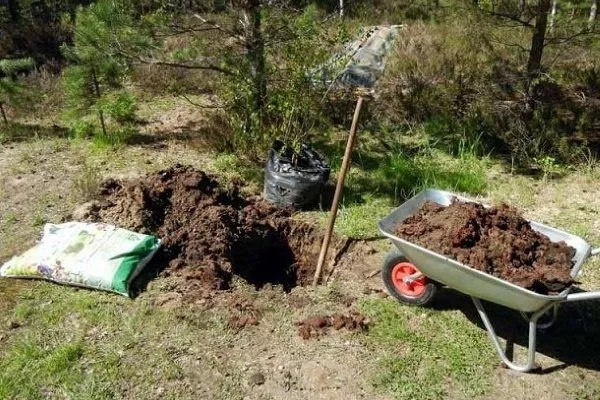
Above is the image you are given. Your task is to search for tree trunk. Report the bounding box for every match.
[339,0,344,18]
[525,0,551,116]
[589,0,598,30]
[0,102,8,125]
[519,0,526,13]
[527,0,551,81]
[549,0,557,33]
[243,1,266,136]
[7,0,19,23]
[91,68,108,137]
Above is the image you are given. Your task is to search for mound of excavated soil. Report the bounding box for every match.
[78,165,333,298]
[395,200,576,294]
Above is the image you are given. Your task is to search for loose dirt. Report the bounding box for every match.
[227,297,261,330]
[395,200,576,294]
[296,311,370,340]
[79,165,338,299]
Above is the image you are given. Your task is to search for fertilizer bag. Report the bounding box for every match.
[0,222,161,296]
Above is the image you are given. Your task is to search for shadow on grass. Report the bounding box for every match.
[0,122,69,143]
[310,125,490,211]
[134,113,235,152]
[130,248,169,297]
[429,287,600,373]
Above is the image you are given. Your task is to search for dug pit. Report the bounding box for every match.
[76,165,338,298]
[395,200,576,295]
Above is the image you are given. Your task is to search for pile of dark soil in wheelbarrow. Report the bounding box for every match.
[75,165,336,298]
[395,200,576,295]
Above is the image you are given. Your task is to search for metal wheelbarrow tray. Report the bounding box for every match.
[378,188,600,372]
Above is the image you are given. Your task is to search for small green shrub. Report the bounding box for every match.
[99,92,137,124]
[69,120,96,139]
[0,57,35,126]
[212,153,240,173]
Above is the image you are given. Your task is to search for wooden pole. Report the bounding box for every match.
[313,96,365,286]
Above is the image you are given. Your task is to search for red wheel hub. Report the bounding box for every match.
[391,262,427,297]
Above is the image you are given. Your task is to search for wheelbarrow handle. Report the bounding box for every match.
[566,291,600,302]
[565,248,600,302]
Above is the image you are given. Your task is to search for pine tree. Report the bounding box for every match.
[61,0,151,143]
[0,57,34,126]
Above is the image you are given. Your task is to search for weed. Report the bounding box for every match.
[2,211,18,226]
[72,163,103,201]
[210,153,264,188]
[534,156,568,179]
[32,213,46,227]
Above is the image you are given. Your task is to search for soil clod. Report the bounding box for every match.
[395,200,576,294]
[296,311,370,339]
[249,372,266,386]
[227,297,261,329]
[7,321,20,330]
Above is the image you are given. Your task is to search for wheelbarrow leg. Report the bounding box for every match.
[472,298,555,373]
[520,304,559,330]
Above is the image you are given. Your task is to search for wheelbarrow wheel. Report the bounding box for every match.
[382,250,437,306]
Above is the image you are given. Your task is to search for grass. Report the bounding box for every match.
[0,283,240,400]
[334,195,392,238]
[209,153,263,189]
[359,298,496,400]
[571,384,600,400]
[371,148,488,200]
[0,339,87,399]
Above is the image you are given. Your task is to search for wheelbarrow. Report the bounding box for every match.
[378,188,600,372]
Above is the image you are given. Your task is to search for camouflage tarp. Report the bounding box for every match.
[311,25,400,90]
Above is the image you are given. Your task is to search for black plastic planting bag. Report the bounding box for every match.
[263,141,330,208]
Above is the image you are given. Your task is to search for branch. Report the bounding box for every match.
[154,25,224,38]
[545,29,599,46]
[136,57,236,76]
[488,32,529,52]
[192,13,238,39]
[489,12,534,28]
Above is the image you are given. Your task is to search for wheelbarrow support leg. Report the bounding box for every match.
[520,304,559,330]
[472,298,555,373]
